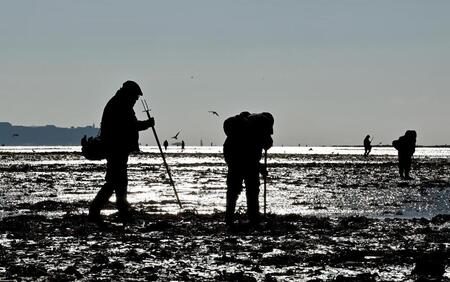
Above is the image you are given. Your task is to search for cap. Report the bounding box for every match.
[122,80,143,96]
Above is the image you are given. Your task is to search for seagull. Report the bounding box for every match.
[208,111,219,117]
[172,131,181,140]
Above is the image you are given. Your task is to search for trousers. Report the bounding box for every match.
[89,153,130,215]
[398,154,412,178]
[225,165,260,224]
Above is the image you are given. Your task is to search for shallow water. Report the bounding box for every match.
[1,146,449,218]
[1,146,449,281]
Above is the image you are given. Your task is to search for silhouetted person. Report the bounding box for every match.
[163,140,169,151]
[392,130,417,180]
[88,81,154,223]
[364,135,372,157]
[223,111,274,227]
[181,140,185,150]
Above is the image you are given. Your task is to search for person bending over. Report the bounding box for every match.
[223,111,274,227]
[392,130,417,180]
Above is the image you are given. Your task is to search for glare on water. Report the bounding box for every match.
[0,146,449,218]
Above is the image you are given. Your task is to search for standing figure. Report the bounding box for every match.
[392,130,417,180]
[364,135,372,157]
[223,111,274,227]
[163,140,169,151]
[88,81,155,223]
[181,140,185,150]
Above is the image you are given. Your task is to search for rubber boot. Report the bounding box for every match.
[88,183,114,223]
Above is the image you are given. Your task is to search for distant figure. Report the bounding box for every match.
[364,135,372,157]
[181,140,185,150]
[88,81,155,223]
[392,130,417,180]
[223,111,274,227]
[163,140,169,151]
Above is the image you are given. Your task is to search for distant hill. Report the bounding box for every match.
[0,122,99,146]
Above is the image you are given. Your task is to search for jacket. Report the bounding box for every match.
[100,92,149,155]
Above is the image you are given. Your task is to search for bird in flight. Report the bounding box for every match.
[12,133,19,137]
[172,131,181,140]
[208,111,219,117]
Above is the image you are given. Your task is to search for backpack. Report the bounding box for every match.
[392,139,399,150]
[223,112,250,137]
[247,112,274,135]
[224,112,274,151]
[81,134,106,160]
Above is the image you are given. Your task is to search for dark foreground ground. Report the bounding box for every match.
[0,201,449,281]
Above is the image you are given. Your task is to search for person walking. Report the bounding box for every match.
[163,140,169,150]
[223,111,274,227]
[88,80,154,223]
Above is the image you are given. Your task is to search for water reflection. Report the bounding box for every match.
[0,146,449,218]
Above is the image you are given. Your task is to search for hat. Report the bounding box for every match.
[122,80,143,96]
[260,112,274,127]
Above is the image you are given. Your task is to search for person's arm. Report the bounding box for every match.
[137,118,155,131]
[411,143,416,155]
[262,135,273,151]
[259,162,268,177]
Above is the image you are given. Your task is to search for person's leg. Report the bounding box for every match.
[89,184,114,219]
[89,157,117,220]
[225,167,243,226]
[398,155,405,179]
[111,154,130,219]
[404,156,412,179]
[244,167,261,225]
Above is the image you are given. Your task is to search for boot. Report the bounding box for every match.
[117,200,135,223]
[88,184,114,223]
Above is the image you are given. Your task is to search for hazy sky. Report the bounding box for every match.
[1,1,449,145]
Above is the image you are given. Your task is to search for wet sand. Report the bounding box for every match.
[0,147,449,281]
[1,207,449,281]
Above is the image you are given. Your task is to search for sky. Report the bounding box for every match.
[1,1,449,146]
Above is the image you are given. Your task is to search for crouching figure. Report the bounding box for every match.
[392,130,417,180]
[223,111,274,227]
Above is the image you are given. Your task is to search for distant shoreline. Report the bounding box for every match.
[0,122,98,146]
[1,122,448,148]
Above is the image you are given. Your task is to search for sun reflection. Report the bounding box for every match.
[0,146,449,219]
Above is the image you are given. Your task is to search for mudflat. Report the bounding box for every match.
[0,147,449,280]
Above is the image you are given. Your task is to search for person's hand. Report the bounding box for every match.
[262,136,273,151]
[259,163,268,177]
[146,117,155,128]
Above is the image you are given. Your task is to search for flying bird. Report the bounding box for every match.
[12,133,19,137]
[172,131,181,140]
[208,111,219,117]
